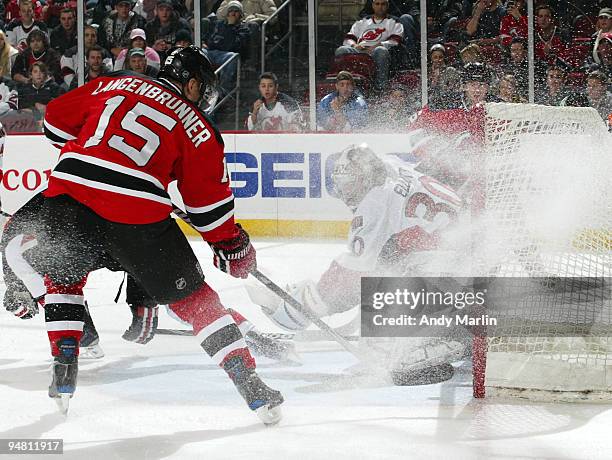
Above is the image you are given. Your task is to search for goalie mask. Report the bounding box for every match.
[331,144,388,208]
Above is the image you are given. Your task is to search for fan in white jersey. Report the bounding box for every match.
[248,72,304,132]
[334,0,403,92]
[249,144,469,382]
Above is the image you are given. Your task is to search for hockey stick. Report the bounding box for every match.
[156,328,194,336]
[250,269,365,358]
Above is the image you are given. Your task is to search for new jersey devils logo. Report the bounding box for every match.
[360,28,385,42]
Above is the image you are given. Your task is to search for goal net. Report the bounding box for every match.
[472,103,612,401]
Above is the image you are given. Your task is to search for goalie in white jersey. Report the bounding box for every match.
[251,144,468,382]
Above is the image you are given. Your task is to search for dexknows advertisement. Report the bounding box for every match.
[0,133,420,229]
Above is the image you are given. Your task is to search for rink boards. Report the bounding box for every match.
[0,133,421,238]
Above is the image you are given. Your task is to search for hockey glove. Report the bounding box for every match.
[4,288,40,319]
[210,224,256,279]
[122,306,159,344]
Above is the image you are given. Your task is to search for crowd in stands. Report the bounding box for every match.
[0,0,609,133]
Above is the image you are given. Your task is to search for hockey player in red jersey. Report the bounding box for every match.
[249,144,468,383]
[34,46,283,422]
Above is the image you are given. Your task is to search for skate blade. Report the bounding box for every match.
[80,345,105,360]
[255,404,282,426]
[54,394,71,416]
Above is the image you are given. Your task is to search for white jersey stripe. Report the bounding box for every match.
[43,119,77,141]
[185,194,234,214]
[195,314,235,340]
[51,171,173,206]
[46,321,84,332]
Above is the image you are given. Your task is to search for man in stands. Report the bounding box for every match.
[499,0,527,47]
[501,37,530,98]
[335,0,403,94]
[31,46,284,423]
[248,72,304,132]
[125,47,158,77]
[49,7,76,55]
[61,24,112,89]
[202,0,249,96]
[317,71,368,132]
[6,0,48,51]
[534,4,569,64]
[586,70,612,122]
[99,0,146,58]
[465,0,504,45]
[536,63,572,106]
[144,0,191,59]
[68,46,109,90]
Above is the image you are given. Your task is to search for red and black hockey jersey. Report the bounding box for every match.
[43,72,237,243]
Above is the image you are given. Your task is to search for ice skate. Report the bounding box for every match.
[245,329,300,363]
[48,338,79,415]
[224,356,284,425]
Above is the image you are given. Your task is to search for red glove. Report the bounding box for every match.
[210,224,256,279]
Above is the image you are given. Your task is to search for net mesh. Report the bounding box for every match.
[478,103,612,399]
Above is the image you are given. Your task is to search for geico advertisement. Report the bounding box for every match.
[1,133,419,219]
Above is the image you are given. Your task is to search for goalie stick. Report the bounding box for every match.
[156,328,360,341]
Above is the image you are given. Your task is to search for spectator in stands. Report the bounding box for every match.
[125,47,158,76]
[499,0,527,47]
[497,73,525,102]
[595,8,612,37]
[335,0,403,94]
[215,0,277,65]
[586,31,612,76]
[0,30,20,79]
[586,70,612,121]
[6,0,48,51]
[175,29,193,47]
[99,0,147,58]
[42,0,78,29]
[61,24,113,89]
[0,77,19,116]
[534,4,569,64]
[428,43,461,104]
[17,61,63,124]
[203,0,250,96]
[536,64,572,105]
[12,30,62,85]
[68,45,109,90]
[248,72,304,131]
[372,82,414,129]
[459,42,484,64]
[5,0,43,24]
[461,61,499,109]
[501,37,529,96]
[465,0,505,44]
[114,28,160,71]
[317,71,368,132]
[50,8,77,55]
[144,0,191,59]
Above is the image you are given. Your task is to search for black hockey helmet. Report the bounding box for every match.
[159,45,218,109]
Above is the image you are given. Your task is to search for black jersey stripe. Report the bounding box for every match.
[54,157,170,200]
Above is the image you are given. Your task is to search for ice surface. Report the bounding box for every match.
[0,240,611,460]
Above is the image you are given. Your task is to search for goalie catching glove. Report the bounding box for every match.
[209,224,256,279]
[246,280,330,331]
